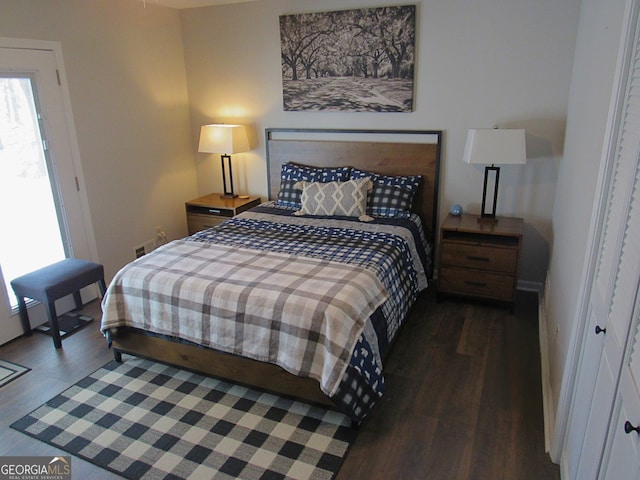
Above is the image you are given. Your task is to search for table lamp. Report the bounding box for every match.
[198,124,249,199]
[463,128,526,222]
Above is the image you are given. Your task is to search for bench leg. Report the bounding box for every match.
[46,301,63,349]
[114,350,122,362]
[16,297,32,336]
[72,291,83,310]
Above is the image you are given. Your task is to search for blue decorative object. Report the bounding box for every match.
[450,204,463,216]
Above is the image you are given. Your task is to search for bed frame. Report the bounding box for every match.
[112,128,442,408]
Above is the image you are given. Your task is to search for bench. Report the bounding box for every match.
[10,259,107,349]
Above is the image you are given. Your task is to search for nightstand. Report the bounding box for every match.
[437,213,523,310]
[185,193,261,235]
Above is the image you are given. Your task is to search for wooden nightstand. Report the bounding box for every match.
[185,193,261,235]
[437,213,523,310]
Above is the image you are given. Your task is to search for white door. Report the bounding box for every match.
[567,1,640,477]
[600,288,640,480]
[0,42,97,344]
[564,303,607,479]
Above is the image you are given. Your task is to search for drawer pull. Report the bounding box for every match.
[466,255,490,262]
[464,280,487,288]
[208,209,221,214]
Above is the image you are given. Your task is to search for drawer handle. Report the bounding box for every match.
[467,255,490,262]
[465,281,487,288]
[208,209,221,214]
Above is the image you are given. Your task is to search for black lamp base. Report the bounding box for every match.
[479,165,500,222]
[220,154,236,199]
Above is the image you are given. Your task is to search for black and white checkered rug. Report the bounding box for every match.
[11,358,356,479]
[0,359,30,388]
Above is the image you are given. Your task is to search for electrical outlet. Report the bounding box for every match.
[132,239,155,259]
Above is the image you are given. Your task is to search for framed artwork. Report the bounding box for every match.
[279,5,416,112]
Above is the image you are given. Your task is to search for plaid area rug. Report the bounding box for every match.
[0,359,30,388]
[11,358,357,480]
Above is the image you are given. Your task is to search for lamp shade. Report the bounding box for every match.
[198,124,249,154]
[463,128,526,165]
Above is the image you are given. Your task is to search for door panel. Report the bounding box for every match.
[0,74,67,306]
[576,348,617,479]
[600,356,640,479]
[565,305,607,479]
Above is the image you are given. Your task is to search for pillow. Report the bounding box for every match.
[349,168,422,217]
[276,163,351,209]
[293,178,373,221]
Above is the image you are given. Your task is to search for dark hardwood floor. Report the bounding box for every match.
[0,290,559,480]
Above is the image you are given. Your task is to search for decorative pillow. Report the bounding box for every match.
[349,168,422,217]
[293,178,374,221]
[276,179,304,209]
[276,163,351,209]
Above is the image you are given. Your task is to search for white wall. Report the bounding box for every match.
[0,0,197,280]
[180,0,581,286]
[547,0,628,458]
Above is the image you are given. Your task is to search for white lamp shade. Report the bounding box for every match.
[463,128,527,165]
[198,124,249,154]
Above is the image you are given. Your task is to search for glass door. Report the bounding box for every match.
[0,75,68,308]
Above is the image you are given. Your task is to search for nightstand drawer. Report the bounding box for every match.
[440,242,518,273]
[186,204,234,217]
[187,214,226,234]
[438,266,515,301]
[185,194,261,235]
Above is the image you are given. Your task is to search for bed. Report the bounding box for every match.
[101,128,442,422]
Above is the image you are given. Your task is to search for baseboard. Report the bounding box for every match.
[560,455,570,480]
[538,276,555,455]
[517,279,543,293]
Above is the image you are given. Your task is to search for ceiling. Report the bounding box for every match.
[140,0,257,8]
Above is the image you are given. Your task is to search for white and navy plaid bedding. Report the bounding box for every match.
[101,202,430,420]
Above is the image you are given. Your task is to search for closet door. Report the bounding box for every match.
[600,294,640,480]
[599,54,640,472]
[572,1,640,477]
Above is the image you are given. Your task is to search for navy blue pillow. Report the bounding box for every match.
[349,168,422,217]
[276,163,351,209]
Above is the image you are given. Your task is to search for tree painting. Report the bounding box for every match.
[280,5,416,112]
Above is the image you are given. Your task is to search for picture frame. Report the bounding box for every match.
[279,5,416,112]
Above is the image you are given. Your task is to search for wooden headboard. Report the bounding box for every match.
[265,128,442,246]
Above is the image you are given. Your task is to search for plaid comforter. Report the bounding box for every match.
[101,202,430,420]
